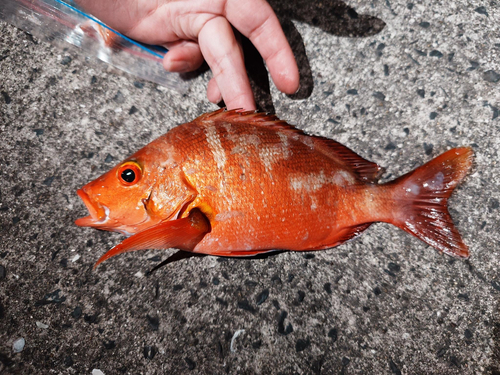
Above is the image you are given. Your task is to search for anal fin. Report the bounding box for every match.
[307,223,373,250]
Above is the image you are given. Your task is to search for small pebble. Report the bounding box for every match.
[113,91,125,104]
[490,198,499,210]
[36,289,66,305]
[72,306,82,319]
[230,329,245,353]
[295,338,310,352]
[491,106,499,120]
[103,340,116,349]
[13,337,25,353]
[84,313,99,324]
[43,176,55,186]
[64,355,74,367]
[373,91,386,101]
[36,321,49,329]
[384,64,389,76]
[385,142,396,150]
[430,112,438,120]
[484,70,500,83]
[256,289,269,305]
[277,311,293,335]
[328,328,338,342]
[423,143,433,155]
[467,61,479,71]
[237,299,256,313]
[429,50,443,58]
[474,6,488,16]
[297,290,305,303]
[143,345,157,360]
[92,370,105,375]
[388,262,401,272]
[185,357,196,370]
[245,280,258,287]
[324,283,332,294]
[60,56,72,65]
[0,265,6,279]
[1,91,11,104]
[147,315,160,331]
[389,360,402,375]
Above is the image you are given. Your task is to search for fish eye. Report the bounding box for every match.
[117,162,142,186]
[121,169,136,183]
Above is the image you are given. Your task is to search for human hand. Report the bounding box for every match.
[75,0,300,110]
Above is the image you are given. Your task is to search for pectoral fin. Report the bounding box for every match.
[94,209,210,269]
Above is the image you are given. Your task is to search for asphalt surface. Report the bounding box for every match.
[1,0,500,374]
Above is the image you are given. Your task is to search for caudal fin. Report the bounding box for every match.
[389,147,473,258]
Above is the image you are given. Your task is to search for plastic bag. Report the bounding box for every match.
[0,0,190,93]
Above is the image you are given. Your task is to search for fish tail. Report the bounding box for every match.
[387,147,473,258]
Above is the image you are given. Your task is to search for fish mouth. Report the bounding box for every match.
[75,189,108,227]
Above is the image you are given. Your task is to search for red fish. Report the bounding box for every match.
[75,109,473,268]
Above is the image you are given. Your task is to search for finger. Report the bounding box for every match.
[162,41,205,73]
[198,17,256,110]
[207,78,222,104]
[225,0,299,95]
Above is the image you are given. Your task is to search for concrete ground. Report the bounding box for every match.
[1,0,500,374]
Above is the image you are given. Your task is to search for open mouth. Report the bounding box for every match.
[75,189,108,227]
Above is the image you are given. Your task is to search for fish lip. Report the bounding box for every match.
[75,189,108,227]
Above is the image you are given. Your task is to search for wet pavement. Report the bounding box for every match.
[1,0,500,373]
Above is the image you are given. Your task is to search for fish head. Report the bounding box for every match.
[75,157,161,236]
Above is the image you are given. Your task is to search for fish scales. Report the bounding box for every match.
[174,119,354,253]
[75,109,473,268]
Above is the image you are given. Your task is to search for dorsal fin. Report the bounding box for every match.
[311,137,384,183]
[197,109,383,183]
[197,108,305,134]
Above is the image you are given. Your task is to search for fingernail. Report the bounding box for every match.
[164,60,190,72]
[209,93,223,105]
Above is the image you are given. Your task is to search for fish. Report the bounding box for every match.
[75,108,474,268]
